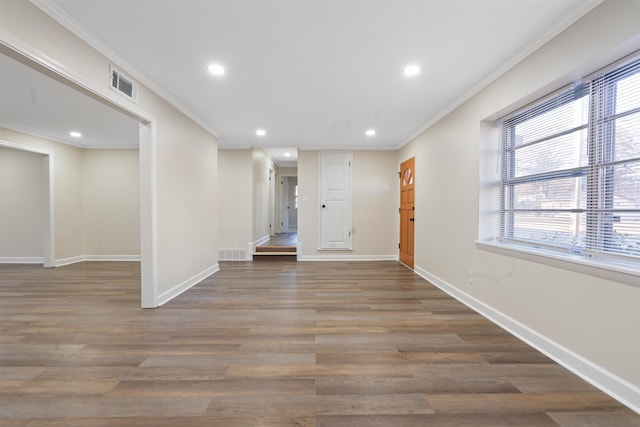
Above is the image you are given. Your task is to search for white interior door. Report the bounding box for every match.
[287,177,298,231]
[269,168,276,236]
[319,151,352,249]
[280,177,289,232]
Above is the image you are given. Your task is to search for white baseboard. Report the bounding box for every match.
[53,255,140,267]
[157,263,220,307]
[0,257,44,264]
[298,254,398,262]
[414,265,640,414]
[253,235,271,246]
[84,255,141,262]
[246,235,273,259]
[54,255,85,267]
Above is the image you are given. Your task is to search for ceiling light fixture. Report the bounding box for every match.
[403,64,421,77]
[256,129,266,137]
[365,129,376,137]
[69,131,82,138]
[207,64,225,76]
[284,152,291,157]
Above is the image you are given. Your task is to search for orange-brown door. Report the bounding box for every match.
[399,157,415,268]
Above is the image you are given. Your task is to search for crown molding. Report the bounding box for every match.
[0,124,138,150]
[298,144,398,151]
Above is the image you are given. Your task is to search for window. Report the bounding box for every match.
[498,55,640,264]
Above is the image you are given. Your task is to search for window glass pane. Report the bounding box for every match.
[513,96,588,146]
[609,213,640,256]
[615,72,640,115]
[508,211,586,248]
[591,212,640,256]
[509,177,587,210]
[613,111,640,162]
[611,162,640,209]
[513,129,588,177]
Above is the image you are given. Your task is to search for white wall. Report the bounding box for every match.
[252,148,272,242]
[399,0,640,409]
[278,167,298,177]
[0,146,45,260]
[219,149,290,255]
[352,151,398,255]
[298,150,398,259]
[153,97,218,298]
[0,129,140,263]
[1,0,219,305]
[83,149,139,257]
[218,149,252,256]
[0,128,84,262]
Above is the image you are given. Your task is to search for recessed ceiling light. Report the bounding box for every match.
[403,64,421,77]
[284,152,291,157]
[69,131,82,138]
[365,129,376,137]
[256,129,266,137]
[207,64,225,76]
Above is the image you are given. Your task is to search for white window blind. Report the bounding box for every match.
[499,55,640,261]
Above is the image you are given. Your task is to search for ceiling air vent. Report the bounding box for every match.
[109,65,138,103]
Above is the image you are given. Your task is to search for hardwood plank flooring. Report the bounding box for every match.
[0,261,637,426]
[258,233,298,248]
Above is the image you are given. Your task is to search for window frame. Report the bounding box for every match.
[500,84,591,251]
[484,53,640,283]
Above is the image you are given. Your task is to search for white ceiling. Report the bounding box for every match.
[0,51,139,148]
[3,1,601,163]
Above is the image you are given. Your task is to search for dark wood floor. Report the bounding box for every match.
[258,233,298,248]
[0,261,637,426]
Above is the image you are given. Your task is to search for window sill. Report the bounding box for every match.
[476,239,640,288]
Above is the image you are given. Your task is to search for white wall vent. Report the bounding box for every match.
[109,65,138,102]
[218,249,250,261]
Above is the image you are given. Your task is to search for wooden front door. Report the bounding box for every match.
[399,157,415,268]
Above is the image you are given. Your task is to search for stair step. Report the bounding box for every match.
[253,252,297,262]
[255,245,296,253]
[253,251,298,256]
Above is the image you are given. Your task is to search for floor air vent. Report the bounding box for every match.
[110,65,138,102]
[219,249,249,261]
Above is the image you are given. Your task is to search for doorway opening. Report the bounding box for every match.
[1,39,156,307]
[256,148,298,261]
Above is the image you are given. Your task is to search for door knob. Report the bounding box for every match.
[322,204,326,208]
[409,218,415,222]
